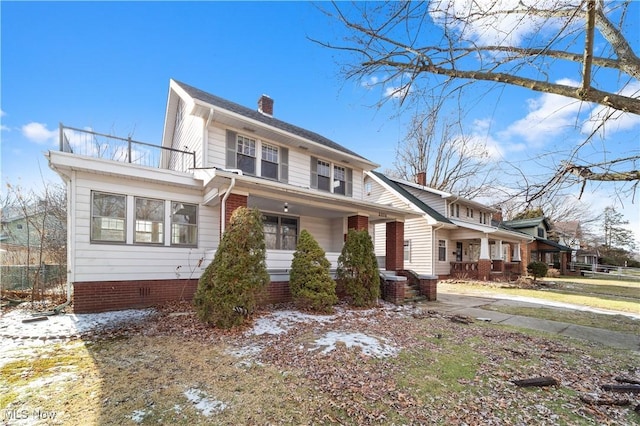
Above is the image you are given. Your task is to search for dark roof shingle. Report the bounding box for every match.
[174,80,369,161]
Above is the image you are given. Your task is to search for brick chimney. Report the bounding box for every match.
[416,171,426,186]
[258,95,273,116]
[493,205,503,223]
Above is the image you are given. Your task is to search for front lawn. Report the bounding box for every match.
[1,302,639,425]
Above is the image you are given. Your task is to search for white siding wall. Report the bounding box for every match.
[434,229,452,276]
[72,172,218,283]
[172,103,204,169]
[206,126,226,168]
[404,186,447,217]
[404,219,433,275]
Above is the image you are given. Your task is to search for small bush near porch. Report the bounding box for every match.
[337,229,380,307]
[193,207,269,328]
[289,229,338,313]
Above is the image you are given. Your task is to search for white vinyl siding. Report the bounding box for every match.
[170,99,203,170]
[403,186,447,217]
[71,172,218,283]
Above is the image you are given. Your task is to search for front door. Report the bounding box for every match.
[456,242,463,262]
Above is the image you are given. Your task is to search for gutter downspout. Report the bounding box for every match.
[219,169,242,235]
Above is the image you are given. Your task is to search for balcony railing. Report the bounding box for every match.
[59,124,196,172]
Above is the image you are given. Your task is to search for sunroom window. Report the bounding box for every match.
[91,191,126,242]
[135,197,164,244]
[171,202,197,246]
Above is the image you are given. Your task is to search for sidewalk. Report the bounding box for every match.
[431,292,640,352]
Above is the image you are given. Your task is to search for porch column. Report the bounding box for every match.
[513,243,521,261]
[494,240,503,260]
[479,237,490,260]
[348,215,369,231]
[222,193,248,234]
[385,221,404,271]
[478,236,491,280]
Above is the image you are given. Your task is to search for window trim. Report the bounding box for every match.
[236,134,257,175]
[404,240,411,263]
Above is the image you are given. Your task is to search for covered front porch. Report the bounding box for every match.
[198,168,416,278]
[445,223,533,281]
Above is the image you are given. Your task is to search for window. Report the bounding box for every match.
[261,144,279,180]
[316,160,331,191]
[333,166,346,195]
[91,191,126,242]
[404,240,411,263]
[479,212,490,225]
[364,182,372,196]
[135,198,164,244]
[537,227,545,238]
[263,214,298,250]
[466,207,474,218]
[236,135,256,175]
[450,204,459,218]
[171,202,197,246]
[438,240,447,261]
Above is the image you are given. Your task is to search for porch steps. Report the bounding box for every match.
[404,281,426,303]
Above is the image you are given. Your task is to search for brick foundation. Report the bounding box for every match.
[258,281,292,305]
[73,279,198,313]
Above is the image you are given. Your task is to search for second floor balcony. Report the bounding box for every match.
[59,124,196,173]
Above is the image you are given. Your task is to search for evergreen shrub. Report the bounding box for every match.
[193,207,269,328]
[337,229,380,307]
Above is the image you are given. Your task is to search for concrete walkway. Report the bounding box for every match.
[430,292,640,352]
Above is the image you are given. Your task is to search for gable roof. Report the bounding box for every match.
[172,80,370,163]
[503,216,551,230]
[369,171,452,224]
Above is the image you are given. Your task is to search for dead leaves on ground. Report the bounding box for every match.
[89,302,639,424]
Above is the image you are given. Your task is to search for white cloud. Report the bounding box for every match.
[498,78,584,146]
[361,76,379,88]
[582,81,640,136]
[0,109,6,117]
[22,122,57,145]
[0,125,9,132]
[429,0,576,47]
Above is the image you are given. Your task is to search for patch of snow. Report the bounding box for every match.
[184,388,227,417]
[226,344,264,367]
[130,409,147,423]
[248,310,336,336]
[311,331,398,358]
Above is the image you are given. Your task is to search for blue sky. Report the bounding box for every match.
[2,1,639,243]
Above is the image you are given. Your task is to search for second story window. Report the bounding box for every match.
[537,227,545,238]
[450,203,459,218]
[311,157,353,196]
[317,160,331,191]
[261,144,279,180]
[334,166,346,195]
[236,135,256,175]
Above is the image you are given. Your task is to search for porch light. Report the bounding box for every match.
[284,202,288,213]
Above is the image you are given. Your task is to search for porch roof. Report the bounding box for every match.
[533,237,572,252]
[199,168,419,222]
[450,218,535,242]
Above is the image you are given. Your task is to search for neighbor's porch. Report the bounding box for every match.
[447,237,525,281]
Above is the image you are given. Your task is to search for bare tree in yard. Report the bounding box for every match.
[3,182,67,301]
[317,0,639,201]
[392,100,498,198]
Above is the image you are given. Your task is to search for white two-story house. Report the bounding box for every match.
[47,79,414,313]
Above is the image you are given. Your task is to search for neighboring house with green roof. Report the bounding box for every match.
[364,171,534,280]
[502,216,573,274]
